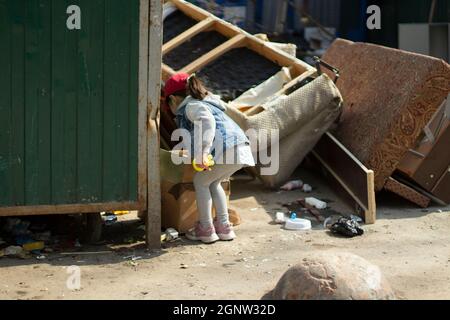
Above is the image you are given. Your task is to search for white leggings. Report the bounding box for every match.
[193,164,243,226]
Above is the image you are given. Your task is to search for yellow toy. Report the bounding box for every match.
[192,155,215,172]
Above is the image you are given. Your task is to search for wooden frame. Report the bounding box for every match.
[312,132,376,224]
[162,0,313,82]
[0,0,151,217]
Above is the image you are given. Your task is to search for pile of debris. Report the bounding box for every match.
[159,0,450,234]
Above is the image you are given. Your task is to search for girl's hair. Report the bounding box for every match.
[187,74,208,100]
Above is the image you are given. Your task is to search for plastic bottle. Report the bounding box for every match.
[305,197,327,209]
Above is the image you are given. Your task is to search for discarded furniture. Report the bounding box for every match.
[396,95,450,205]
[322,38,450,207]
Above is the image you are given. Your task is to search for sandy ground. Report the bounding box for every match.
[1,168,449,300]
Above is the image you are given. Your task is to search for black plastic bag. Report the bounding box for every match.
[330,217,364,238]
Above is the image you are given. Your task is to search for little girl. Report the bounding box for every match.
[164,73,255,244]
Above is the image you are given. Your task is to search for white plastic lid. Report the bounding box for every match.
[284,218,312,231]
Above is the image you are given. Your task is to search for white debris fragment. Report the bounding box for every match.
[275,212,286,224]
[305,197,327,210]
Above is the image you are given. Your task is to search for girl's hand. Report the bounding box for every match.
[200,153,211,170]
[193,154,214,172]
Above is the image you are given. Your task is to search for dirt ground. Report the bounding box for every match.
[1,168,449,300]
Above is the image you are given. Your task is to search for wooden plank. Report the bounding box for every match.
[410,123,450,191]
[180,34,246,74]
[162,17,215,55]
[212,17,242,38]
[246,36,310,74]
[312,132,376,224]
[162,63,176,81]
[432,167,450,204]
[0,201,143,217]
[398,97,450,178]
[147,0,163,249]
[170,0,210,21]
[384,177,431,208]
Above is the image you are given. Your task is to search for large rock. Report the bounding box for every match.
[267,252,396,300]
[322,39,450,191]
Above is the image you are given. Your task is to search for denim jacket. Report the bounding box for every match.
[175,94,249,159]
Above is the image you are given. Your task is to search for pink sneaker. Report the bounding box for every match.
[214,220,236,241]
[186,223,219,244]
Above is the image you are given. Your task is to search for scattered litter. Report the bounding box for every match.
[280,180,303,191]
[297,199,325,223]
[103,213,118,225]
[250,207,260,212]
[113,211,130,216]
[323,216,339,229]
[329,217,364,238]
[74,239,82,248]
[60,251,112,255]
[1,246,23,257]
[127,261,139,267]
[22,241,45,252]
[302,184,312,193]
[36,255,47,260]
[274,212,286,224]
[285,217,312,231]
[3,218,31,236]
[180,263,189,269]
[123,255,142,261]
[43,247,54,253]
[165,228,179,241]
[33,231,51,242]
[305,197,327,210]
[350,215,363,224]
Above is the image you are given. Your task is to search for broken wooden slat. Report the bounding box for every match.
[162,63,176,81]
[180,34,246,74]
[432,167,450,204]
[162,17,215,55]
[384,177,431,208]
[170,0,210,21]
[312,132,376,224]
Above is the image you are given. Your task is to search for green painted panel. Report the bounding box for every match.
[0,0,140,207]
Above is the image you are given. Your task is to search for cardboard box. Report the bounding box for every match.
[160,149,231,233]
